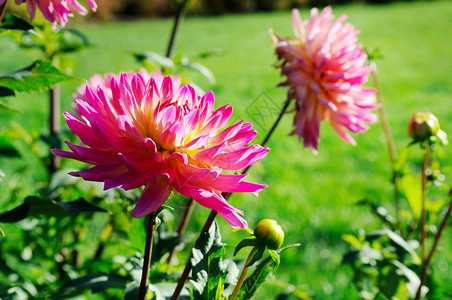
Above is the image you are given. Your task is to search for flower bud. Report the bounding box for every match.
[407,112,440,141]
[254,219,284,250]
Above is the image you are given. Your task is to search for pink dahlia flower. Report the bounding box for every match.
[52,71,269,228]
[10,0,97,28]
[270,7,378,151]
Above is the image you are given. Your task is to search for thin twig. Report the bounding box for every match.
[420,141,429,260]
[370,62,401,226]
[171,100,291,300]
[414,194,452,300]
[0,0,8,22]
[49,85,61,173]
[166,0,189,59]
[138,215,156,300]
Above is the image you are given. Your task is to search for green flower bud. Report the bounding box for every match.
[407,112,440,141]
[254,219,284,250]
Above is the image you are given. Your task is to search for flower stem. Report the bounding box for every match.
[414,192,452,300]
[0,0,8,22]
[49,84,61,173]
[166,198,195,265]
[138,214,157,300]
[370,62,401,226]
[420,141,429,260]
[171,100,291,300]
[165,0,189,59]
[229,246,258,300]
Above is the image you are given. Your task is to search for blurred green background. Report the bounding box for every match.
[1,0,452,298]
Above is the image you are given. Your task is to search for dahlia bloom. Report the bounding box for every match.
[52,71,269,228]
[4,0,97,28]
[270,7,378,151]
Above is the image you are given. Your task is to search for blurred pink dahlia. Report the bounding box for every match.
[52,71,269,228]
[270,7,378,151]
[6,0,97,28]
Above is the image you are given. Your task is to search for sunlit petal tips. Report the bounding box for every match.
[13,0,97,28]
[270,7,378,151]
[53,70,269,228]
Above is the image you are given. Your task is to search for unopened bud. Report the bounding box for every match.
[407,112,440,141]
[254,219,284,250]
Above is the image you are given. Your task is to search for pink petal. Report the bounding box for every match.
[132,175,171,218]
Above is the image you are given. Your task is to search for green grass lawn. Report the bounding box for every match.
[1,1,452,298]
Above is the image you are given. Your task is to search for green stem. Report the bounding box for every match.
[414,193,452,300]
[171,100,290,300]
[370,62,401,226]
[138,214,157,300]
[420,141,429,260]
[229,246,258,300]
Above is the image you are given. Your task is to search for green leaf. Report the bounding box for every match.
[342,250,360,265]
[234,236,258,256]
[0,87,15,98]
[236,244,299,300]
[393,260,424,299]
[53,272,129,297]
[378,265,401,299]
[236,256,274,300]
[55,198,108,213]
[246,246,265,268]
[0,60,73,94]
[190,221,228,300]
[342,234,362,249]
[183,62,216,84]
[0,203,29,223]
[40,133,61,149]
[356,199,396,229]
[400,175,422,219]
[368,229,421,265]
[268,250,281,272]
[128,217,146,253]
[0,15,34,32]
[0,137,20,157]
[135,51,175,69]
[0,196,107,223]
[152,230,191,263]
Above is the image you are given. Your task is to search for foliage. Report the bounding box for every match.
[1,1,452,299]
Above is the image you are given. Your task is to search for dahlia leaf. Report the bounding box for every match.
[245,246,265,268]
[0,87,15,98]
[134,51,175,70]
[233,236,258,256]
[400,175,422,219]
[182,62,216,84]
[52,272,130,297]
[0,196,107,223]
[366,229,421,265]
[58,28,91,53]
[236,256,274,300]
[128,218,146,253]
[0,15,34,32]
[0,60,73,94]
[356,199,396,229]
[0,137,20,157]
[237,244,299,300]
[152,230,191,263]
[190,221,229,300]
[393,260,424,299]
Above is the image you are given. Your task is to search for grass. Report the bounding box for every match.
[1,1,452,298]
